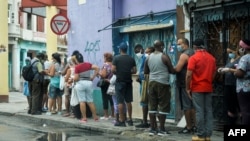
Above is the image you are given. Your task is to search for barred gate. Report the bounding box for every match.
[191,3,250,130]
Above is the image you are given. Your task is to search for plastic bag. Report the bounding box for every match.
[107,84,115,95]
[70,87,79,106]
[59,75,65,90]
[23,81,30,97]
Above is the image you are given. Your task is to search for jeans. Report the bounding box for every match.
[192,92,213,137]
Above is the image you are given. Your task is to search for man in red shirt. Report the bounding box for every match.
[186,39,216,141]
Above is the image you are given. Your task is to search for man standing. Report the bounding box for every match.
[28,52,45,115]
[144,40,175,136]
[175,38,196,134]
[112,42,137,127]
[186,39,216,141]
[134,44,155,128]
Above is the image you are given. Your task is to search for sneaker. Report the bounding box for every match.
[135,123,150,128]
[178,127,192,134]
[114,121,126,127]
[100,116,109,120]
[157,130,170,136]
[149,129,157,136]
[192,135,205,141]
[126,120,133,126]
[57,111,62,115]
[46,112,52,116]
[192,126,198,133]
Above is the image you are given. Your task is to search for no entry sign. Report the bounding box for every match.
[50,14,70,35]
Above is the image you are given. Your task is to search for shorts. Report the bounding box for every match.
[115,81,133,104]
[148,81,171,114]
[74,80,93,102]
[179,87,193,110]
[48,84,63,99]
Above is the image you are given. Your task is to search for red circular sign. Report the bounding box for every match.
[50,14,70,35]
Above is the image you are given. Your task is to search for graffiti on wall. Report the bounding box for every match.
[83,40,102,66]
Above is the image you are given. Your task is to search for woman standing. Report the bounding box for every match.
[45,53,63,116]
[218,45,242,125]
[234,39,250,125]
[73,56,99,123]
[99,53,114,120]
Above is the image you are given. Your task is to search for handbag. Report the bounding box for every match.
[140,74,149,103]
[70,87,79,106]
[107,84,115,95]
[97,78,105,87]
[59,75,65,90]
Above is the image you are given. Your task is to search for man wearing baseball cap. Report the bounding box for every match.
[112,42,137,127]
[186,39,217,141]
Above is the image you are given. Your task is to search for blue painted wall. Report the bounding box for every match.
[68,0,177,117]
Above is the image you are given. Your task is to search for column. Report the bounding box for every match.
[46,6,58,59]
[12,43,21,91]
[0,0,9,102]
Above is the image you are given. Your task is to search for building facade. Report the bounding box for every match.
[8,0,67,91]
[68,0,178,120]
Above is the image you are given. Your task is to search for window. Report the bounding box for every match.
[37,16,44,32]
[27,13,32,30]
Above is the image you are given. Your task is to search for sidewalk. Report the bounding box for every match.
[0,91,224,141]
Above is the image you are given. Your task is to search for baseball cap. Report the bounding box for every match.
[118,42,128,50]
[193,39,205,48]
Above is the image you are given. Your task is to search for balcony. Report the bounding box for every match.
[8,24,21,38]
[20,29,46,43]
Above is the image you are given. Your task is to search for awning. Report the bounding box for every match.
[98,10,176,33]
[177,0,197,6]
[120,21,173,33]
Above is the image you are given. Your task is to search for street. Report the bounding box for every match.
[0,114,143,141]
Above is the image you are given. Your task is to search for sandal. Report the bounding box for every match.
[69,114,75,118]
[62,113,70,117]
[80,118,87,123]
[51,111,57,114]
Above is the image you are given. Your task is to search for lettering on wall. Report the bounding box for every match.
[84,40,102,66]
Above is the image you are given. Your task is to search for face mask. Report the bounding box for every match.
[239,48,245,56]
[228,53,235,59]
[177,45,183,52]
[144,54,149,57]
[136,53,143,58]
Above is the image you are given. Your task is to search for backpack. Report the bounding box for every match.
[22,60,38,82]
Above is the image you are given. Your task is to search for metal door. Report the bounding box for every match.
[191,3,250,130]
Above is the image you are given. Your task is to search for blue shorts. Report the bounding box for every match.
[48,84,63,99]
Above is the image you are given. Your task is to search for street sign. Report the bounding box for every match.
[50,14,70,35]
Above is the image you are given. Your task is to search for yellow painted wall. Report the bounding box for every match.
[46,6,58,59]
[0,0,9,99]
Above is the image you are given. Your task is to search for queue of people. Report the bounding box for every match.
[21,38,250,141]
